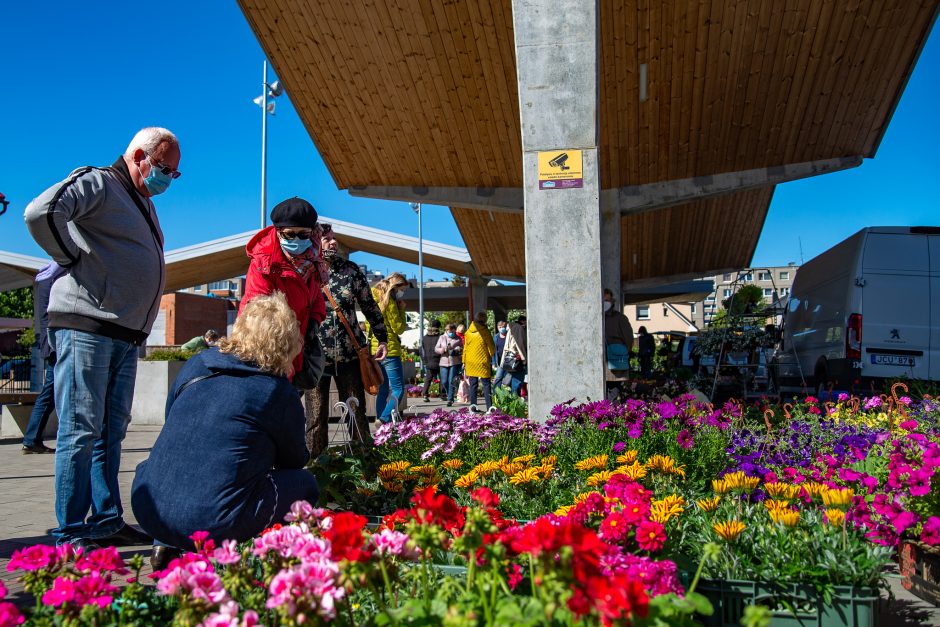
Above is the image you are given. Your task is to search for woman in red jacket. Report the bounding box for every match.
[239,197,327,379]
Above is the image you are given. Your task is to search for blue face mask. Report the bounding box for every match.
[448,332,456,339]
[280,237,312,256]
[142,158,173,195]
[499,327,507,334]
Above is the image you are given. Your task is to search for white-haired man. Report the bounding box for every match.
[24,127,181,550]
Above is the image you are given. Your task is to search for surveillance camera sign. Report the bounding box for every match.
[537,149,583,189]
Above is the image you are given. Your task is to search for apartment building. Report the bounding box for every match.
[623,264,798,334]
[180,277,246,301]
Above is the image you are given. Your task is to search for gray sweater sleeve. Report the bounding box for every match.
[23,168,107,268]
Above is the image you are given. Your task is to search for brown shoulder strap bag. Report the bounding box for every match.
[322,287,384,396]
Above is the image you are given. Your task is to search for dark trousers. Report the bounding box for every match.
[468,376,492,410]
[422,366,440,398]
[23,360,55,447]
[639,354,653,378]
[305,359,373,458]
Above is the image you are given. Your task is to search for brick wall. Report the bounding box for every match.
[158,293,231,345]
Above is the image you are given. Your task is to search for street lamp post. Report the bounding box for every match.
[255,60,283,228]
[410,202,424,347]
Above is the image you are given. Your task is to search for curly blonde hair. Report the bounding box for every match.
[374,272,409,310]
[219,292,301,377]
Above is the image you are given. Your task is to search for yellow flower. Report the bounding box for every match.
[801,481,827,500]
[356,487,376,497]
[534,463,555,480]
[713,520,746,542]
[821,488,855,509]
[650,496,686,524]
[586,470,615,487]
[554,505,574,517]
[509,467,542,486]
[454,471,480,489]
[763,499,791,514]
[473,461,501,478]
[646,455,685,478]
[409,465,436,476]
[697,496,721,512]
[382,481,404,493]
[712,479,731,494]
[616,450,639,465]
[574,491,597,503]
[614,462,647,480]
[541,455,558,466]
[379,460,411,474]
[575,454,609,472]
[499,461,525,477]
[512,454,536,465]
[441,459,464,471]
[825,508,847,527]
[769,509,800,527]
[764,482,800,499]
[722,471,759,492]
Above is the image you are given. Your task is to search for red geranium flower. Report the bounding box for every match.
[324,512,371,562]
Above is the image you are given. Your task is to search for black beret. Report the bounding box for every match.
[270,197,318,229]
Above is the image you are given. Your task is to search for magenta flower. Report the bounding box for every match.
[42,572,117,609]
[200,601,260,627]
[213,539,241,566]
[921,517,940,546]
[75,546,128,575]
[6,544,55,572]
[0,602,24,626]
[613,442,627,453]
[907,469,933,497]
[266,562,344,620]
[676,429,694,449]
[900,419,919,431]
[370,529,419,559]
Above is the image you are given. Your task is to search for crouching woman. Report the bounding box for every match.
[132,292,318,567]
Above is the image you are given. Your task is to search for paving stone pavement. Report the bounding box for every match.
[2,397,939,624]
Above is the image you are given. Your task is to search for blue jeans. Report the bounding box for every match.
[441,364,463,402]
[509,365,527,396]
[23,360,56,447]
[51,329,137,544]
[376,357,404,420]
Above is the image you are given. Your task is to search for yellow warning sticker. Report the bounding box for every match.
[537,149,583,190]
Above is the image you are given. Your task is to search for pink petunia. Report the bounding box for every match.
[921,517,940,546]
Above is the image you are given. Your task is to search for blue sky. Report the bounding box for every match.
[1,2,936,281]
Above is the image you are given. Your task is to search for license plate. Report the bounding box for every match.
[871,354,915,367]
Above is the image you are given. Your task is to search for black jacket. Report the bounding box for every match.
[422,331,442,368]
[33,262,68,360]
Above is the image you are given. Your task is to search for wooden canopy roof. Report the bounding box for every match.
[239,0,937,282]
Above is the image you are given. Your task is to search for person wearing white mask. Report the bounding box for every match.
[603,288,634,375]
[368,272,409,422]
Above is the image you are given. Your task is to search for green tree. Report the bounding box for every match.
[0,287,33,319]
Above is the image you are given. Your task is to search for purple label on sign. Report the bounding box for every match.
[539,179,583,190]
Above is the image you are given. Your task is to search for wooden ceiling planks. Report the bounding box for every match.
[238,0,936,282]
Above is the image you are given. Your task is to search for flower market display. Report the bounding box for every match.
[5,384,940,625]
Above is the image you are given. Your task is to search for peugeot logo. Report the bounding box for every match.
[890,329,900,340]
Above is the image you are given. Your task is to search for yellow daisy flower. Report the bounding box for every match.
[614,462,647,480]
[574,491,597,503]
[821,488,855,509]
[441,459,464,471]
[764,482,800,499]
[825,508,846,527]
[575,454,609,472]
[512,454,536,465]
[801,481,827,500]
[473,461,501,478]
[454,471,480,489]
[379,461,411,474]
[769,509,800,527]
[713,520,746,542]
[697,496,721,512]
[722,471,759,492]
[499,461,525,477]
[509,467,542,486]
[554,505,574,517]
[382,481,404,493]
[763,499,791,513]
[541,455,558,466]
[712,479,731,494]
[534,463,555,480]
[616,450,639,465]
[586,470,615,487]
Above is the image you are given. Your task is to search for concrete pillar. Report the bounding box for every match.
[469,277,488,318]
[513,0,604,421]
[600,205,622,307]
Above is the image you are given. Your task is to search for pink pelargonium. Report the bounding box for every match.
[75,546,129,576]
[213,540,241,566]
[199,601,260,627]
[266,561,345,620]
[284,500,326,524]
[0,580,6,600]
[0,601,24,626]
[186,571,229,605]
[42,571,118,609]
[253,524,332,564]
[370,528,419,559]
[155,555,213,596]
[6,544,55,572]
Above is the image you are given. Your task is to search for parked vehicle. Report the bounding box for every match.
[770,226,940,396]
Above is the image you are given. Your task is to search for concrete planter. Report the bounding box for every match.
[131,360,186,426]
[0,403,58,440]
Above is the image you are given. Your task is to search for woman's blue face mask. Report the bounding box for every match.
[280,237,312,256]
[448,332,456,338]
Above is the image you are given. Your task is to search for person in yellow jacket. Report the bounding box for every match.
[463,311,497,411]
[368,273,409,423]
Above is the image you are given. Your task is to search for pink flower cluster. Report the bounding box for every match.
[155,553,229,605]
[370,528,420,559]
[266,561,345,620]
[199,601,259,627]
[0,580,24,626]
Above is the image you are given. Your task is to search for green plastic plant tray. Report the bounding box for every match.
[694,579,880,627]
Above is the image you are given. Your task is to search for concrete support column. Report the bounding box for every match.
[469,277,488,318]
[513,0,604,421]
[600,205,622,307]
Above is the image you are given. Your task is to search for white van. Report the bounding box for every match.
[770,226,940,395]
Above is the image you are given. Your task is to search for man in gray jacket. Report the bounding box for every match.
[24,127,181,550]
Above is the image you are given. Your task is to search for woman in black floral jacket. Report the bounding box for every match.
[305,224,389,457]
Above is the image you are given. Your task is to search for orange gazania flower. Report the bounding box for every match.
[575,454,609,472]
[713,520,746,542]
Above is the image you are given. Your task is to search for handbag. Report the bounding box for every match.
[500,332,522,373]
[323,287,384,396]
[292,321,326,390]
[606,343,631,371]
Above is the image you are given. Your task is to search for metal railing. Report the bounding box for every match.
[0,357,32,392]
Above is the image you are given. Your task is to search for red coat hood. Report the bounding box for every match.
[245,226,290,275]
